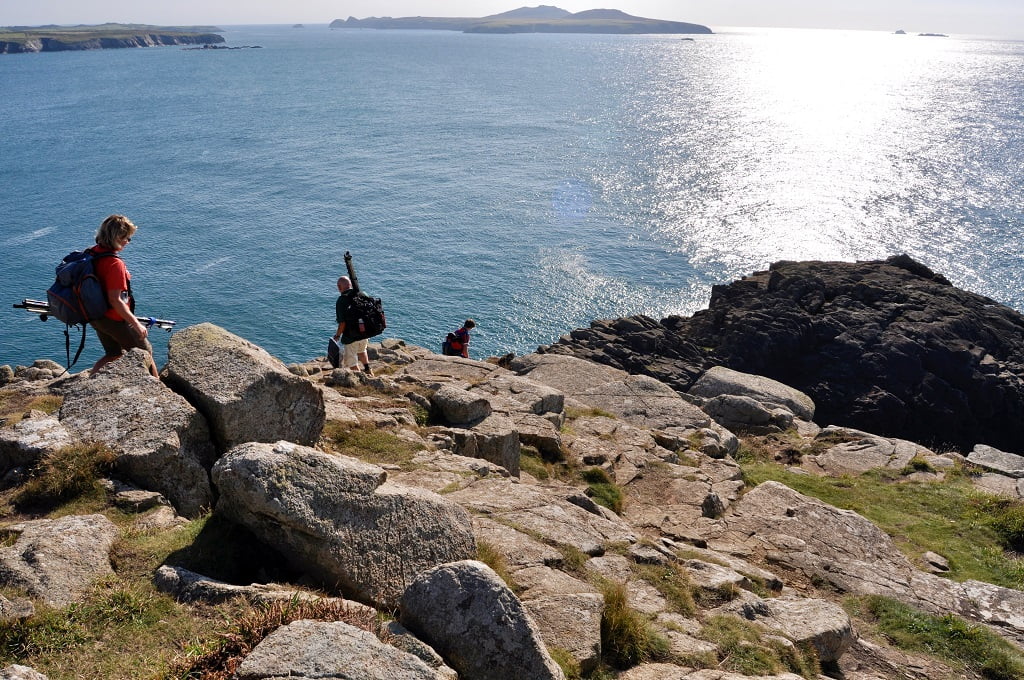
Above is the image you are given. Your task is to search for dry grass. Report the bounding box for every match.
[162,597,388,680]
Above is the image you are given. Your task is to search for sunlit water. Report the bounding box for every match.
[1,26,1022,367]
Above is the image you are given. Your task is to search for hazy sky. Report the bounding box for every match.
[4,1,1024,39]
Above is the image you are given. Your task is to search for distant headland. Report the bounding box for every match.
[330,5,713,35]
[0,23,225,54]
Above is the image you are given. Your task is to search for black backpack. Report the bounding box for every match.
[344,292,386,341]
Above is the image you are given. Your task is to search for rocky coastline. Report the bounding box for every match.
[1,258,1023,679]
[331,6,712,35]
[545,255,1024,455]
[0,27,224,54]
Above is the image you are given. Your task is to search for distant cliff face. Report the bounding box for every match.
[0,33,224,54]
[330,6,713,35]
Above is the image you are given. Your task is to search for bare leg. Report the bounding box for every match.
[90,353,121,376]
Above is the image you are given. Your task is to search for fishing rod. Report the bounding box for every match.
[13,299,176,331]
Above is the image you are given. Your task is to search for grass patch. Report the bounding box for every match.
[476,540,517,591]
[901,455,937,475]
[162,597,388,680]
[520,445,571,481]
[564,407,617,420]
[0,393,63,427]
[580,467,624,514]
[14,443,116,510]
[697,615,819,678]
[741,459,1024,590]
[633,563,696,617]
[850,595,1024,680]
[598,579,670,669]
[0,577,247,680]
[322,421,421,469]
[557,543,590,575]
[548,646,582,680]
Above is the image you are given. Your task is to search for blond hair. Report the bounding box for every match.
[95,214,137,249]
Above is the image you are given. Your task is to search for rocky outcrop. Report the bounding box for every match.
[0,32,224,54]
[3,319,1022,679]
[163,323,325,450]
[0,514,118,607]
[0,412,75,475]
[234,619,448,680]
[399,560,566,680]
[702,481,1024,645]
[57,349,215,517]
[211,441,476,608]
[547,256,1024,454]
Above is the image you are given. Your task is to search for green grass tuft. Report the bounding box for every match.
[581,467,624,514]
[15,442,116,509]
[741,456,1024,590]
[322,421,421,469]
[598,579,670,669]
[853,595,1024,680]
[633,563,696,617]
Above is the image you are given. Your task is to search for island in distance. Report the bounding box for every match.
[0,23,224,53]
[330,5,713,35]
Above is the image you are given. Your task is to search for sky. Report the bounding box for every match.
[3,1,1024,39]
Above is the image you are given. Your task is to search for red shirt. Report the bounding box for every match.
[91,245,130,321]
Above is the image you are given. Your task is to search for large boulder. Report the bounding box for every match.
[162,323,325,450]
[510,354,715,432]
[967,444,1024,478]
[547,256,1024,454]
[211,441,476,608]
[0,514,118,607]
[234,619,447,679]
[57,349,215,517]
[715,595,855,663]
[0,412,75,475]
[399,560,565,680]
[689,366,815,421]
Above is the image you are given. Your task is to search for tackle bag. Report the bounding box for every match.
[344,292,386,341]
[327,336,342,369]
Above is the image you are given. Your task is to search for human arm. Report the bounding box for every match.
[107,288,148,339]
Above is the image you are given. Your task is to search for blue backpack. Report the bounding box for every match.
[47,248,116,326]
[45,248,117,368]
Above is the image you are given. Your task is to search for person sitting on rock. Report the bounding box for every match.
[333,276,372,375]
[443,319,476,358]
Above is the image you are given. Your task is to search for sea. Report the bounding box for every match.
[1,25,1022,369]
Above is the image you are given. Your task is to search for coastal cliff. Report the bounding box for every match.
[546,255,1024,455]
[1,260,1023,678]
[331,5,712,35]
[0,24,225,54]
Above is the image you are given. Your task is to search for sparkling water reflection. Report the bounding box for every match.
[1,27,1021,367]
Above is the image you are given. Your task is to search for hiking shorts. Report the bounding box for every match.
[342,338,369,367]
[91,317,153,358]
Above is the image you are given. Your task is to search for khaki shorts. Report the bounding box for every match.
[91,317,153,358]
[342,338,369,367]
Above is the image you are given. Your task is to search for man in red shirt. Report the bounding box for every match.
[88,215,159,377]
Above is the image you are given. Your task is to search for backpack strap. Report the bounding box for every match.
[62,324,88,372]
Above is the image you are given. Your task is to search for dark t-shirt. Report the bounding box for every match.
[335,289,357,343]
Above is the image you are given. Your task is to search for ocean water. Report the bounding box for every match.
[2,25,1022,368]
